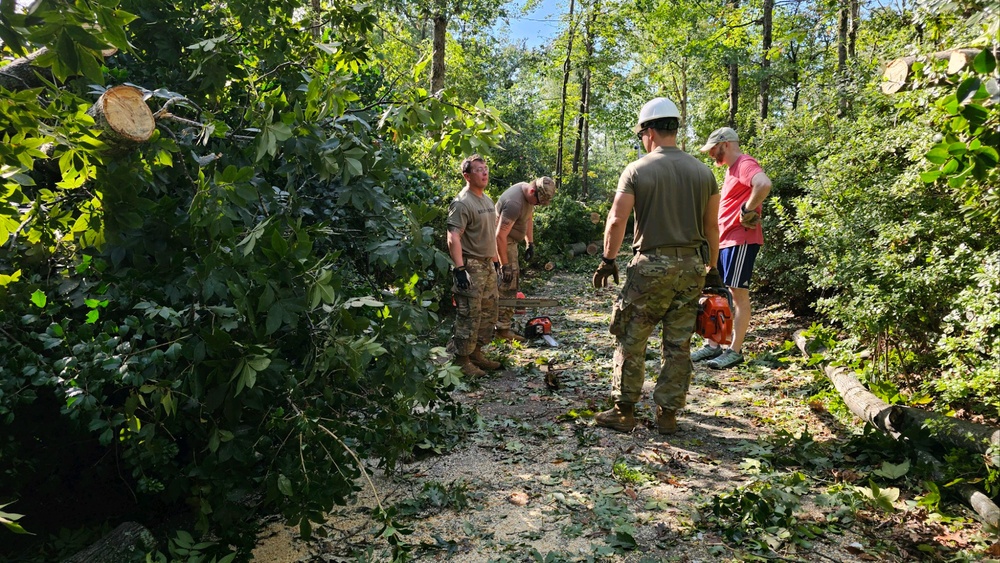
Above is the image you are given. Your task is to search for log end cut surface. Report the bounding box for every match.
[98,85,155,143]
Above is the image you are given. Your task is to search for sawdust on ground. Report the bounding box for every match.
[252,272,876,562]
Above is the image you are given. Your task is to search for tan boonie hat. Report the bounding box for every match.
[534,176,556,204]
[699,127,739,152]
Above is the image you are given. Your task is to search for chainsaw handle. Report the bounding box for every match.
[702,286,734,312]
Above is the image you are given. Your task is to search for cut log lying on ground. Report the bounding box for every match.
[565,241,601,258]
[86,85,156,153]
[63,521,156,563]
[793,330,1000,529]
[881,48,989,94]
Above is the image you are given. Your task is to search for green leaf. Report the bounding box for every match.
[947,142,967,156]
[974,146,999,167]
[925,147,950,164]
[873,460,910,479]
[960,104,989,125]
[942,158,960,174]
[277,474,293,496]
[973,48,996,74]
[956,77,981,105]
[30,290,46,308]
[919,170,941,183]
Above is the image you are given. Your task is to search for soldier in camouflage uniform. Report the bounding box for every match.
[447,155,501,377]
[494,176,556,342]
[592,97,722,435]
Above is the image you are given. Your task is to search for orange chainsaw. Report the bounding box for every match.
[696,287,734,346]
[525,316,560,347]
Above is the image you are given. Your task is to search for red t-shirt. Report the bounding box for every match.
[718,154,764,248]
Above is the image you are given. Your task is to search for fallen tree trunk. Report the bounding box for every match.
[881,48,989,94]
[63,521,156,563]
[1,47,118,91]
[86,85,156,153]
[794,331,1000,528]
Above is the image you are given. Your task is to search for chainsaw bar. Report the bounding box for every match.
[497,297,560,307]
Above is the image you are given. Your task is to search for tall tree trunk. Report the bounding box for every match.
[310,0,322,40]
[760,0,773,121]
[573,9,596,176]
[848,0,860,60]
[555,0,576,189]
[669,61,689,151]
[430,14,447,93]
[573,67,586,174]
[787,42,801,110]
[836,1,849,117]
[727,0,740,128]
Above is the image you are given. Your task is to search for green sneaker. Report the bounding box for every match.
[691,344,723,362]
[706,349,744,369]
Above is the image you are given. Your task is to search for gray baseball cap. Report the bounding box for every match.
[699,127,739,152]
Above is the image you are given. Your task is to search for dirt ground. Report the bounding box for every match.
[252,271,996,562]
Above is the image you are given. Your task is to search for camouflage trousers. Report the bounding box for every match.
[496,243,520,330]
[448,257,498,357]
[608,251,704,411]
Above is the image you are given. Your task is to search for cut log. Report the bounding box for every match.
[544,261,555,271]
[793,330,1000,528]
[586,242,600,256]
[567,242,589,257]
[86,85,156,152]
[590,212,602,224]
[881,48,987,94]
[63,521,156,563]
[1,48,118,91]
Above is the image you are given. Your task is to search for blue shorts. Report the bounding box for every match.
[717,244,760,289]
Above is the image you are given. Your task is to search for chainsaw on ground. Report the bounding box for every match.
[696,287,734,346]
[525,316,560,347]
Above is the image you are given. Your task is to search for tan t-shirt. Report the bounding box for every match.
[447,188,497,259]
[616,146,719,253]
[495,183,532,244]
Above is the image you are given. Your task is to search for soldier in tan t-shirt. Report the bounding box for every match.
[446,155,501,377]
[494,177,556,341]
[592,97,721,436]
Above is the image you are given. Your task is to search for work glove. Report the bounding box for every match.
[524,243,535,262]
[704,267,725,291]
[740,203,761,229]
[593,256,619,288]
[453,266,471,290]
[501,264,514,284]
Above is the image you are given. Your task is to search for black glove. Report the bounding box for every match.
[453,266,471,290]
[524,243,535,262]
[740,203,761,229]
[704,267,725,290]
[593,256,619,288]
[500,264,514,284]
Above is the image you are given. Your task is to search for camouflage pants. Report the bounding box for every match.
[608,252,704,410]
[448,257,498,356]
[496,243,520,330]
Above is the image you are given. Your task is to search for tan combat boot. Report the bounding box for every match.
[594,403,636,432]
[470,348,501,371]
[455,355,486,377]
[496,328,526,343]
[656,406,678,435]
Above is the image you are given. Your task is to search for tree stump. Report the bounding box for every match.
[86,85,156,152]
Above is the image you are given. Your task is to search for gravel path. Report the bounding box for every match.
[251,272,914,562]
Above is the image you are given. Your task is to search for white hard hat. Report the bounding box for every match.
[634,97,680,134]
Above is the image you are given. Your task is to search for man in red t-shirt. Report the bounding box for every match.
[693,127,772,369]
